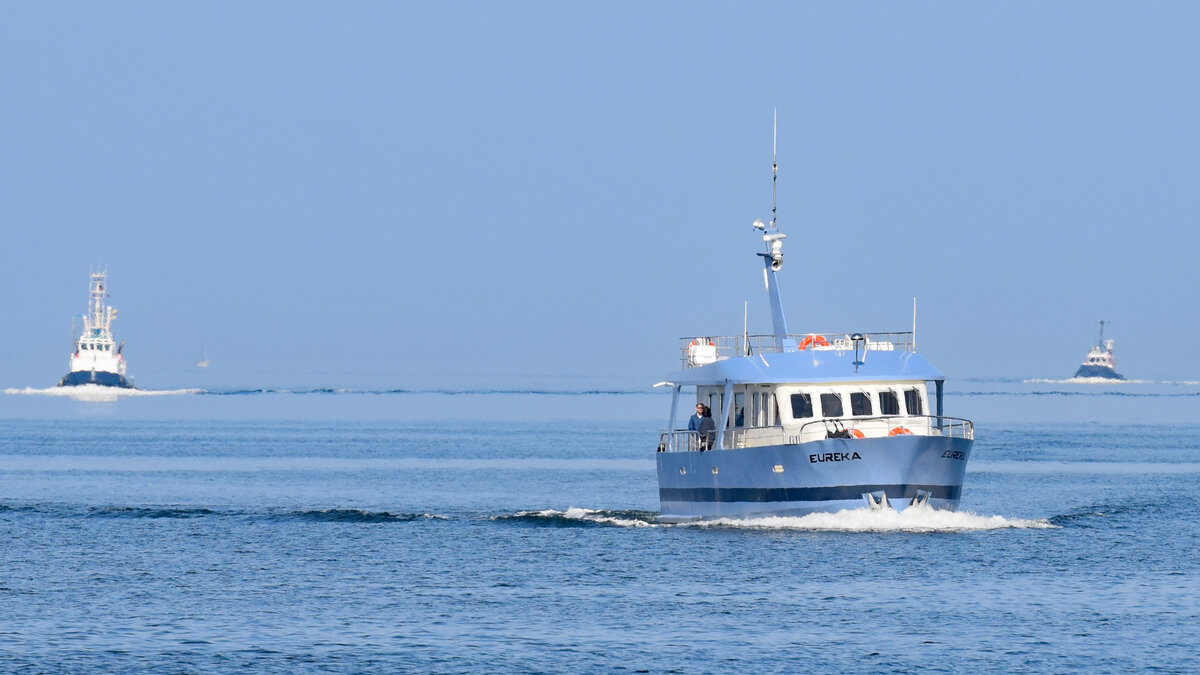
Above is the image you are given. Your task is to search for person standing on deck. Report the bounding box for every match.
[687,403,705,432]
[698,406,716,450]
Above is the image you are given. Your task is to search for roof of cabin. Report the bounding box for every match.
[668,349,945,386]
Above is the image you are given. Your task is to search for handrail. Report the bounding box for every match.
[681,332,914,368]
[658,430,713,453]
[659,414,972,453]
[796,415,973,441]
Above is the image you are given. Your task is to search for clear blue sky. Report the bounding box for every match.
[2,2,1197,389]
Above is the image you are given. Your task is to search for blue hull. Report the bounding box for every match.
[1073,365,1124,379]
[657,435,973,520]
[58,371,134,389]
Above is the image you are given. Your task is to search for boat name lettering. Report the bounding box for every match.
[809,452,862,463]
[941,450,966,460]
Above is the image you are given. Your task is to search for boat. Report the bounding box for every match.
[58,270,134,388]
[1072,320,1124,380]
[195,345,209,368]
[654,125,974,520]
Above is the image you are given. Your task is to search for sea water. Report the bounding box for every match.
[1,381,1198,673]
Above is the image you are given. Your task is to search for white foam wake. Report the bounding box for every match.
[1023,377,1154,384]
[530,507,659,527]
[687,504,1056,532]
[527,506,1055,532]
[3,385,202,402]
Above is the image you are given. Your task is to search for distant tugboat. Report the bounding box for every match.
[1073,320,1124,380]
[58,270,134,388]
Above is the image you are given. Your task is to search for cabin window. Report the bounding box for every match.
[750,392,773,427]
[790,393,813,419]
[731,393,745,428]
[879,390,900,416]
[820,393,843,417]
[754,392,765,426]
[904,388,923,415]
[850,392,872,417]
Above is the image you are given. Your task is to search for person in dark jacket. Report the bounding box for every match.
[687,403,705,432]
[698,405,716,450]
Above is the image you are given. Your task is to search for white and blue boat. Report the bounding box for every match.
[58,270,133,389]
[655,135,974,520]
[1072,320,1124,380]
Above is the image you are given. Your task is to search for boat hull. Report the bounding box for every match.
[656,435,973,520]
[1073,365,1124,380]
[58,370,134,388]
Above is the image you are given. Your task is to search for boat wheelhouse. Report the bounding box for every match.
[58,270,133,389]
[654,121,974,520]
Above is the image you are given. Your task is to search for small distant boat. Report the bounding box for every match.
[195,346,209,368]
[1073,320,1124,380]
[58,270,134,388]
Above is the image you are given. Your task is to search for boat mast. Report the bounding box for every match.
[85,270,115,337]
[771,109,778,232]
[912,297,918,351]
[1097,319,1106,346]
[754,109,791,352]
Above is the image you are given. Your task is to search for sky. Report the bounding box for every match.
[2,2,1198,390]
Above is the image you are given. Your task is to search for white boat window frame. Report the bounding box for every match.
[904,387,924,416]
[819,391,844,418]
[850,391,873,417]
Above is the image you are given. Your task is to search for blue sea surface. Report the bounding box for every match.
[1,382,1198,673]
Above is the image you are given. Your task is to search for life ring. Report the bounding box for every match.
[848,429,865,439]
[798,334,829,350]
[888,427,913,436]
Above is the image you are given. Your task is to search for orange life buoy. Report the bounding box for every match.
[849,429,865,439]
[888,427,913,436]
[798,334,830,351]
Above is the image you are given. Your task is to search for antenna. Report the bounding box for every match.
[743,301,750,355]
[755,109,790,348]
[771,108,778,231]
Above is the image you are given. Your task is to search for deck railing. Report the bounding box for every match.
[658,430,713,453]
[681,332,914,368]
[658,415,972,453]
[796,415,974,442]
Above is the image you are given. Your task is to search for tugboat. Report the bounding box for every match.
[654,121,974,520]
[1072,320,1124,380]
[58,270,134,388]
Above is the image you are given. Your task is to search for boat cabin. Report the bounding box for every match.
[698,379,933,447]
[660,332,971,452]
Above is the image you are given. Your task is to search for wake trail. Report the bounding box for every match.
[4,385,202,401]
[499,505,1056,532]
